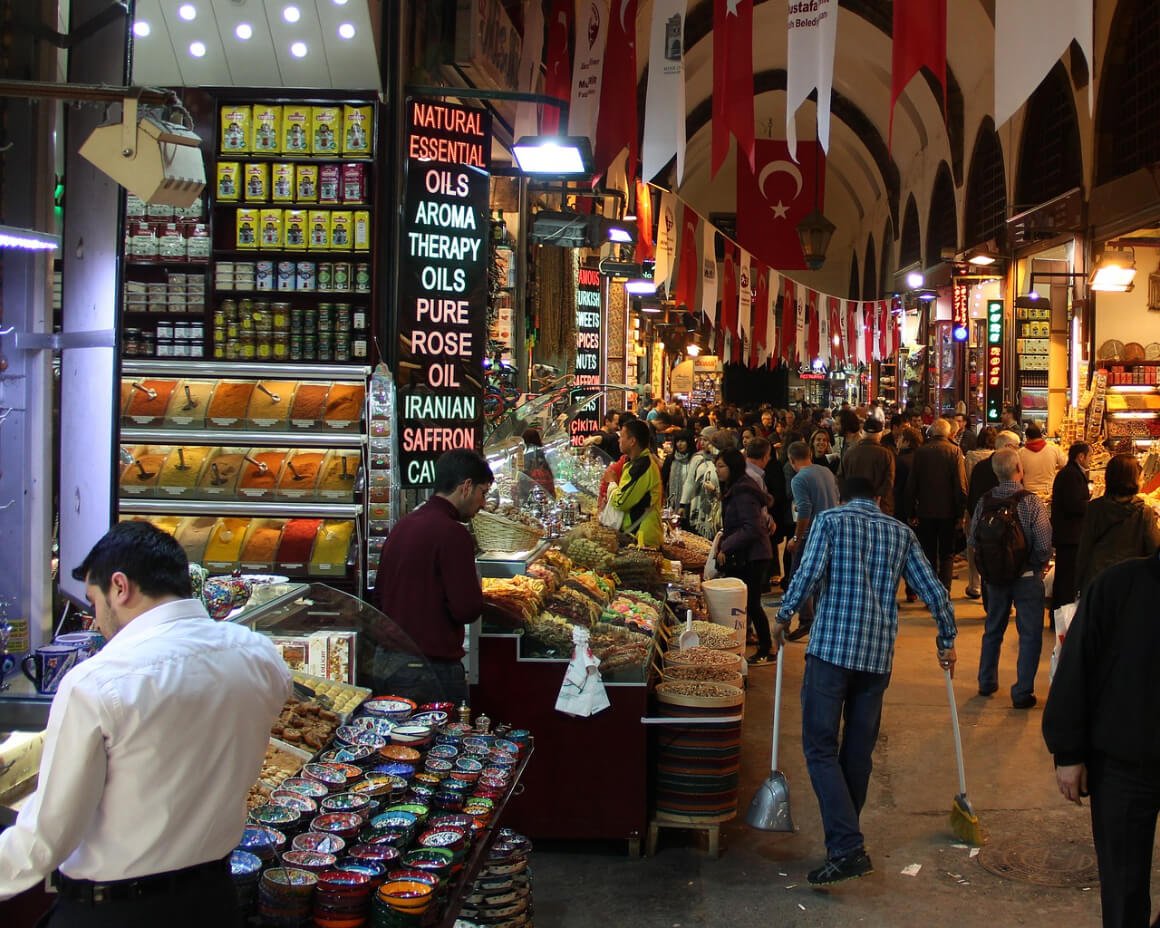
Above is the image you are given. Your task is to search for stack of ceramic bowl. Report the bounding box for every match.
[249,802,305,837]
[281,849,337,874]
[228,849,262,918]
[311,811,365,842]
[237,824,283,866]
[371,873,436,926]
[457,829,534,927]
[313,867,374,927]
[258,867,317,927]
[292,831,347,857]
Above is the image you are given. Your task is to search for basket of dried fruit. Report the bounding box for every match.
[472,508,544,553]
[661,664,744,690]
[663,646,744,673]
[655,680,745,709]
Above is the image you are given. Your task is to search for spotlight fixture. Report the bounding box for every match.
[1090,248,1137,293]
[1014,293,1052,310]
[624,279,658,295]
[132,20,151,37]
[906,271,924,289]
[178,4,196,21]
[915,288,938,302]
[338,23,356,39]
[512,136,594,176]
[235,23,253,40]
[283,5,301,24]
[290,41,308,58]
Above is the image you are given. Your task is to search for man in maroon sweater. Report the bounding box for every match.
[371,449,493,704]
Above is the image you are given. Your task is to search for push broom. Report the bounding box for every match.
[945,669,986,846]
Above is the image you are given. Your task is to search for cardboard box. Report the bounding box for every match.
[284,209,308,250]
[342,105,373,155]
[220,105,251,154]
[251,104,281,154]
[307,630,357,683]
[308,210,331,250]
[311,106,341,155]
[282,106,311,154]
[236,208,259,249]
[270,163,295,202]
[329,211,352,251]
[244,163,269,202]
[259,209,283,249]
[295,164,319,203]
[352,211,371,252]
[269,635,314,673]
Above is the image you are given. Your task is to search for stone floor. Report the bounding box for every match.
[528,571,1160,927]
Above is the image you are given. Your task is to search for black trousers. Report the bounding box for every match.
[916,517,957,592]
[727,558,773,654]
[1088,753,1160,928]
[371,648,467,706]
[42,870,241,928]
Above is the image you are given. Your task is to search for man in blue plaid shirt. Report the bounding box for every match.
[776,477,957,886]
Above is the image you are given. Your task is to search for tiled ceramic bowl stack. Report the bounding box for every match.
[456,829,535,928]
[228,849,262,918]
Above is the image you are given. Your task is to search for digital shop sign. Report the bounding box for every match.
[570,267,603,447]
[397,98,491,488]
[985,299,1004,423]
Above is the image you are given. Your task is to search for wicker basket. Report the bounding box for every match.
[472,509,544,553]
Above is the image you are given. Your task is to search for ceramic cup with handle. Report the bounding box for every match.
[54,631,105,662]
[22,643,81,694]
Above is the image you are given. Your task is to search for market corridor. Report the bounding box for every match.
[531,577,1160,928]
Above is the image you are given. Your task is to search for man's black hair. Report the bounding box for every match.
[604,409,621,426]
[72,521,192,599]
[1067,441,1092,464]
[840,476,877,502]
[432,449,494,494]
[622,418,651,449]
[889,413,904,428]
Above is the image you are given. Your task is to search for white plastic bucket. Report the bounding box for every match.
[701,577,747,638]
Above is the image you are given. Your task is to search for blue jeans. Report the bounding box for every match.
[977,574,1045,701]
[801,656,892,859]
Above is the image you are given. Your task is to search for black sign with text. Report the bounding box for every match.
[397,98,491,487]
[570,266,603,447]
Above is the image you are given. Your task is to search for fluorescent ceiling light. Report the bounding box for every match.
[338,22,356,39]
[624,279,656,295]
[333,0,349,4]
[290,41,308,57]
[686,342,702,356]
[607,227,633,244]
[133,20,150,37]
[235,23,253,40]
[1090,250,1137,292]
[916,288,938,301]
[189,41,207,57]
[967,253,996,266]
[511,136,593,176]
[0,224,59,251]
[283,5,301,24]
[178,4,196,21]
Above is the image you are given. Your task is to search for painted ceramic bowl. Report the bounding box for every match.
[291,831,347,855]
[229,849,263,878]
[352,716,396,737]
[426,743,459,761]
[378,745,422,764]
[280,849,336,873]
[389,724,433,747]
[376,878,434,914]
[347,843,402,865]
[280,777,329,799]
[320,792,372,815]
[409,710,449,728]
[318,745,375,766]
[362,695,417,722]
[269,791,318,814]
[310,812,364,838]
[249,804,301,829]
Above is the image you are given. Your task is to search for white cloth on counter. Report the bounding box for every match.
[0,598,291,899]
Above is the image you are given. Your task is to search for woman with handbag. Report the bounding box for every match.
[714,449,777,666]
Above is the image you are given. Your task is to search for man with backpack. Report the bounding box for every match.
[968,448,1052,708]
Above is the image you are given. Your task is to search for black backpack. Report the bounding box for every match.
[973,489,1031,584]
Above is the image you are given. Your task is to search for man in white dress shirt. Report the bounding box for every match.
[0,521,291,926]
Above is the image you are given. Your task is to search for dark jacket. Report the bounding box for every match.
[839,437,896,515]
[905,436,967,520]
[1043,554,1160,767]
[719,477,774,564]
[967,453,999,516]
[1050,461,1090,547]
[1075,495,1160,593]
[894,449,914,521]
[766,457,793,539]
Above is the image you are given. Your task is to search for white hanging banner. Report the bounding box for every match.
[765,270,780,365]
[514,0,546,140]
[700,221,718,325]
[817,290,830,365]
[785,0,838,161]
[569,0,611,144]
[642,0,688,183]
[795,289,807,365]
[737,248,752,351]
[995,0,1092,127]
[654,190,679,292]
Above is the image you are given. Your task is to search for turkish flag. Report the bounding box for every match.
[737,138,824,271]
[781,278,796,363]
[863,303,874,366]
[720,242,737,356]
[877,300,889,360]
[752,260,768,367]
[542,0,573,135]
[712,0,755,177]
[596,0,639,180]
[806,290,820,364]
[847,299,858,366]
[673,204,700,309]
[891,0,946,146]
[634,179,654,262]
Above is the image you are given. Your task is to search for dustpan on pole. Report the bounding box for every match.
[746,633,795,832]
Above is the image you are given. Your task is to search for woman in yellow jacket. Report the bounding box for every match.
[609,418,664,547]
